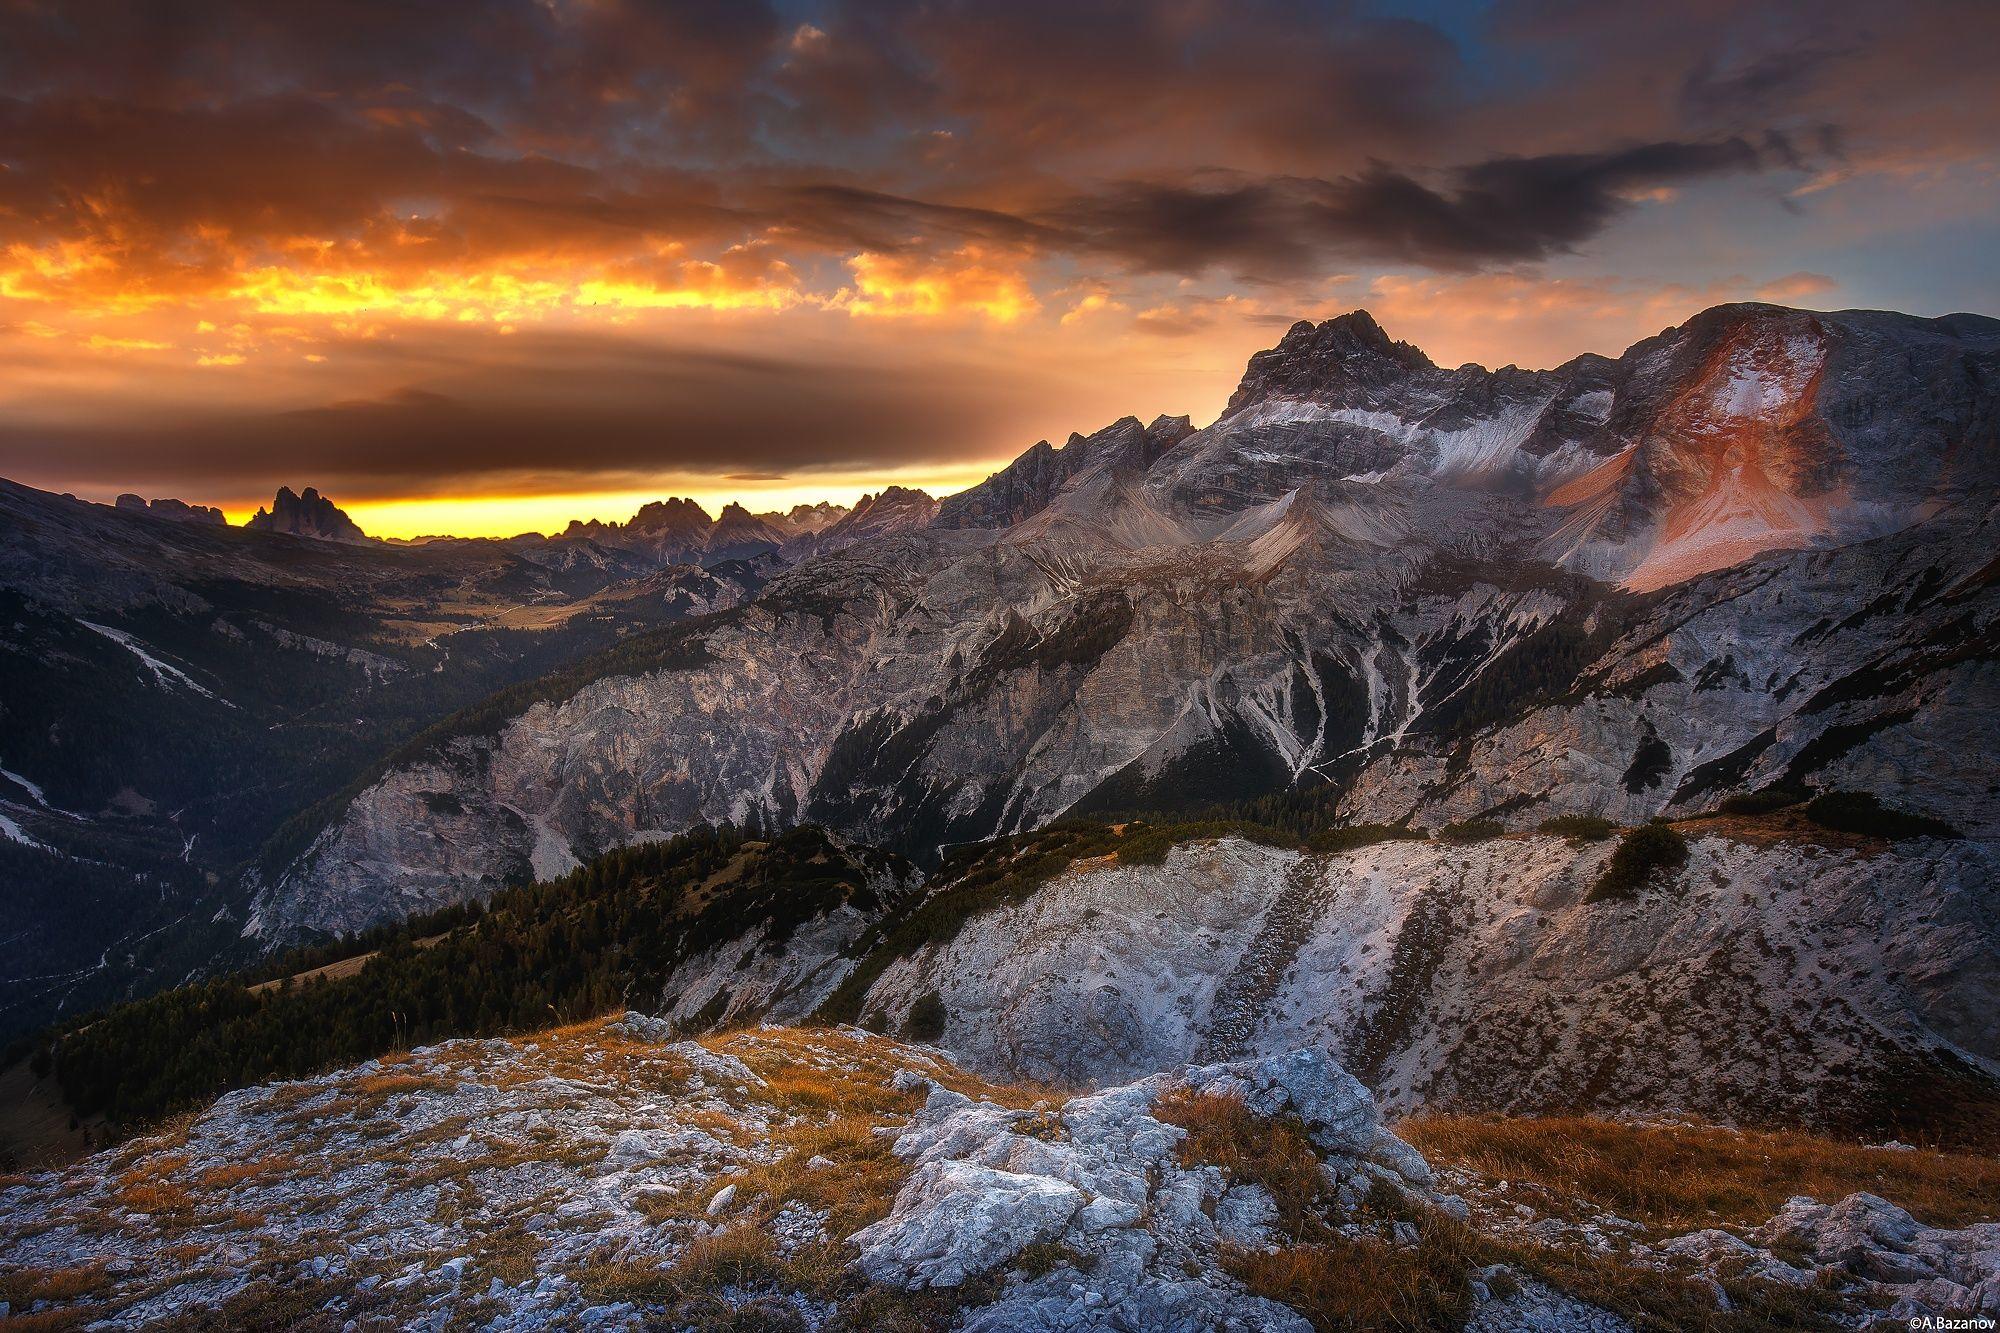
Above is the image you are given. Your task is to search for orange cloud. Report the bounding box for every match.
[838,248,1040,322]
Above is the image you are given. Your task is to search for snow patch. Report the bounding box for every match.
[1426,397,1555,479]
[79,621,230,704]
[0,811,52,852]
[0,762,50,808]
[1569,388,1614,421]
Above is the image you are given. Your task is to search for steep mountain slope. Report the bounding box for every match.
[257,302,1998,943]
[30,814,1995,1147]
[0,482,761,1039]
[841,828,1998,1136]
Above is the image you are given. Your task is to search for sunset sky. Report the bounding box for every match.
[2,0,1996,538]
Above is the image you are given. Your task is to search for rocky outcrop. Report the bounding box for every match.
[542,494,876,570]
[3,1020,1991,1329]
[782,485,939,559]
[113,494,226,525]
[851,1047,1435,1329]
[703,502,790,562]
[1747,1193,2000,1314]
[244,485,371,542]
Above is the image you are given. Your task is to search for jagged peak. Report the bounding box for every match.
[628,496,712,529]
[1227,309,1438,415]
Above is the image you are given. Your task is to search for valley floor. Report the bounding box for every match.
[2,1016,1997,1330]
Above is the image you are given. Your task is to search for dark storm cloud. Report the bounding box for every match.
[0,329,1034,498]
[759,186,1057,255]
[0,0,785,152]
[1047,140,1766,276]
[0,0,1908,292]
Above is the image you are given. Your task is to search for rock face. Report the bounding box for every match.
[244,485,372,542]
[850,1046,1432,1329]
[840,832,2000,1133]
[259,301,1999,943]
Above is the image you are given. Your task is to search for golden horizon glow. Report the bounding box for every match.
[201,462,1007,541]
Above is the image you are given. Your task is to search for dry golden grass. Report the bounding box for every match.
[728,1112,910,1234]
[111,1153,194,1220]
[255,1083,319,1115]
[196,1153,298,1191]
[573,1224,791,1305]
[351,1071,434,1098]
[1402,1113,2000,1231]
[1224,1226,1478,1333]
[472,1220,540,1287]
[1150,1087,1478,1330]
[573,1223,983,1333]
[1485,1234,1846,1333]
[1154,1087,1328,1232]
[716,1025,1061,1114]
[0,1263,110,1307]
[99,1115,195,1179]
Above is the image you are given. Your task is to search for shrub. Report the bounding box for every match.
[1586,824,1689,902]
[1116,819,1298,867]
[902,991,947,1044]
[1804,791,1960,841]
[1437,819,1505,844]
[1306,823,1428,855]
[1715,787,1808,816]
[1536,814,1616,842]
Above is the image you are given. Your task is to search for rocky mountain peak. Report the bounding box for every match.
[627,496,712,532]
[1226,309,1439,416]
[244,485,371,543]
[823,486,938,538]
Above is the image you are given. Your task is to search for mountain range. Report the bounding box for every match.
[1,300,1993,1066]
[244,302,1997,942]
